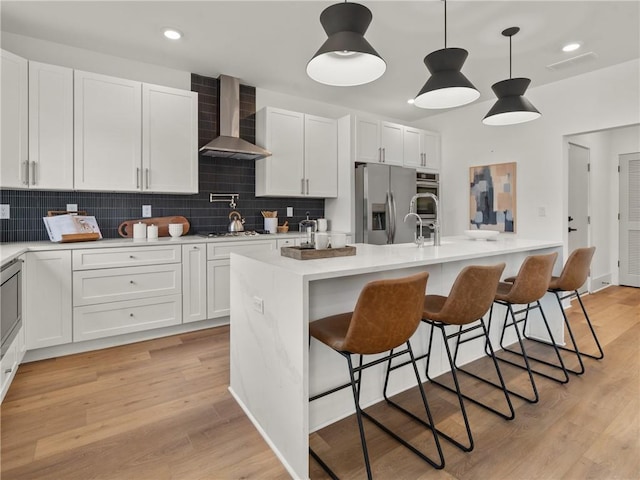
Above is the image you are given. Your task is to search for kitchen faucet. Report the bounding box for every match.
[403,212,425,247]
[408,193,441,246]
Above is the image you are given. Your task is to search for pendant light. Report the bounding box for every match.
[413,0,479,109]
[483,27,541,126]
[306,1,386,87]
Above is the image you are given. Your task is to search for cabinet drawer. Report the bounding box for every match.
[276,237,300,248]
[73,294,182,342]
[73,264,181,306]
[206,240,275,260]
[73,245,181,270]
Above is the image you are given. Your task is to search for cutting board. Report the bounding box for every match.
[118,216,190,238]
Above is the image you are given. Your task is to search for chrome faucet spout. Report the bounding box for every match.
[403,212,424,247]
[408,193,441,246]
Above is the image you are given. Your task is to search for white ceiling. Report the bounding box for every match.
[1,1,639,122]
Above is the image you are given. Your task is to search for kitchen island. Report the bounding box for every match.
[229,237,563,479]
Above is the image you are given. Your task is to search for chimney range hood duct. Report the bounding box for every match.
[199,75,271,160]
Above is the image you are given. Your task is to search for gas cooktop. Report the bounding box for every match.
[197,230,267,238]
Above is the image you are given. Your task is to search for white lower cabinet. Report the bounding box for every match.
[207,240,276,319]
[207,259,231,318]
[74,295,182,342]
[182,244,207,323]
[72,245,182,341]
[24,250,73,349]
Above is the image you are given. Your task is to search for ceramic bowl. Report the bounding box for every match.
[464,229,499,241]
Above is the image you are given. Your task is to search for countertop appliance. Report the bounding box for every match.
[1,259,22,359]
[355,163,416,244]
[416,172,439,221]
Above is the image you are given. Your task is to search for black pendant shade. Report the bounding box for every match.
[483,78,541,125]
[306,2,386,86]
[414,48,480,109]
[483,27,541,126]
[413,0,479,109]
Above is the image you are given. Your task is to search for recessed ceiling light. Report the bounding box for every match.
[163,28,182,40]
[407,98,415,105]
[562,42,581,52]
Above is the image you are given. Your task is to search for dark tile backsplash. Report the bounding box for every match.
[0,74,324,243]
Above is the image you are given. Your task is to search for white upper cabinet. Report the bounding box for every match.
[28,61,74,190]
[74,70,142,191]
[355,117,403,166]
[304,114,338,197]
[1,50,28,189]
[403,127,441,171]
[142,84,198,193]
[256,108,305,196]
[256,107,337,198]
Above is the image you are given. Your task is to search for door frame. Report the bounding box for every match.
[567,142,591,292]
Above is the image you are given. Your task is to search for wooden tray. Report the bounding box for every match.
[280,245,356,260]
[118,216,190,238]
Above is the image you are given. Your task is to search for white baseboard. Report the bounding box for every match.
[591,274,613,293]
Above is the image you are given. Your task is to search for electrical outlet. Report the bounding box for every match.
[0,204,9,219]
[252,296,264,314]
[142,205,152,218]
[67,203,78,212]
[287,207,293,217]
[538,207,546,217]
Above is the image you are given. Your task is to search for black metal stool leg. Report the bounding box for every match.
[346,353,373,480]
[493,303,540,403]
[575,291,605,359]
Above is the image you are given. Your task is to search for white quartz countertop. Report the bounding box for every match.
[0,231,307,266]
[233,236,563,281]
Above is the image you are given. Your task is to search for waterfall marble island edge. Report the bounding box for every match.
[229,237,563,479]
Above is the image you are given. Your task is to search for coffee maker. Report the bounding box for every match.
[299,213,317,249]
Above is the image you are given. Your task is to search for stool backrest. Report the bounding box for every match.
[437,263,506,325]
[507,252,558,304]
[551,247,596,291]
[343,272,429,355]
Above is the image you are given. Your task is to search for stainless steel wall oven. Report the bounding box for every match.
[416,172,439,220]
[1,259,22,359]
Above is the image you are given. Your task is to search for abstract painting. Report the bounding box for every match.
[469,162,516,233]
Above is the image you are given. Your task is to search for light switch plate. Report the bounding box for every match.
[287,207,293,217]
[142,205,152,218]
[0,204,9,219]
[66,203,78,212]
[252,296,264,314]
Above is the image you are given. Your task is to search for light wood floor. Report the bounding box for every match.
[1,286,638,479]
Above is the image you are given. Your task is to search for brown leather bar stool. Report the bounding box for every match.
[309,272,444,479]
[384,263,514,454]
[486,252,569,404]
[521,247,603,375]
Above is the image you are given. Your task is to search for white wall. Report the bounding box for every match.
[1,32,190,89]
[415,60,640,264]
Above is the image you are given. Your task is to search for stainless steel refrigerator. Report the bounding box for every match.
[355,163,417,244]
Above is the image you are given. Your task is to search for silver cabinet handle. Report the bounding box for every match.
[301,178,305,194]
[136,167,141,189]
[378,147,382,163]
[129,280,135,285]
[30,161,36,185]
[193,246,199,250]
[4,368,12,374]
[129,313,134,317]
[306,179,309,195]
[382,147,386,163]
[145,168,150,189]
[22,161,29,185]
[129,255,135,259]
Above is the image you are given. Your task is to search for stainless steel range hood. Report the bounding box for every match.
[199,75,271,160]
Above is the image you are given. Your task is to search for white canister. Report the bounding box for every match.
[133,222,146,239]
[147,224,158,240]
[315,232,330,250]
[316,218,327,232]
[264,217,278,234]
[331,232,347,248]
